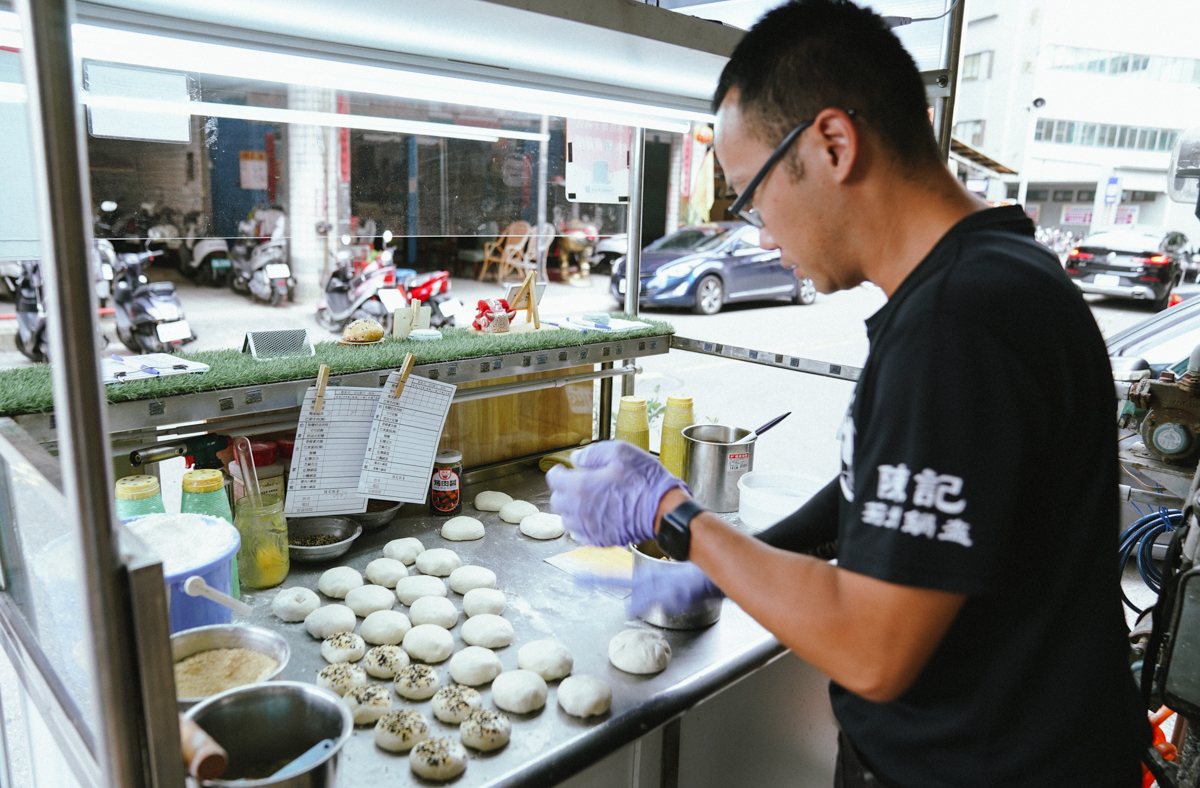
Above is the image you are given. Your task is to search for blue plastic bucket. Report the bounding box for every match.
[124,514,241,633]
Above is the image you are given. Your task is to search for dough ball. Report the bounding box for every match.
[394,663,441,700]
[361,610,411,645]
[316,662,367,696]
[415,547,461,577]
[304,604,356,639]
[343,683,391,725]
[402,624,454,663]
[557,675,612,718]
[474,491,512,511]
[520,512,565,540]
[343,318,384,342]
[344,584,395,617]
[408,596,459,629]
[374,709,430,753]
[448,646,502,686]
[449,565,496,595]
[270,587,320,622]
[394,575,448,606]
[609,629,671,675]
[441,516,485,542]
[383,537,425,566]
[365,557,408,588]
[363,645,409,678]
[463,588,507,617]
[461,614,514,648]
[460,709,511,752]
[499,500,539,524]
[431,684,482,724]
[517,640,573,681]
[321,632,366,663]
[409,737,467,781]
[491,669,547,714]
[317,566,363,599]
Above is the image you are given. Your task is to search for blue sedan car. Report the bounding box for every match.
[610,222,816,315]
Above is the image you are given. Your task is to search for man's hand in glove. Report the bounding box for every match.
[546,440,687,547]
[582,560,724,618]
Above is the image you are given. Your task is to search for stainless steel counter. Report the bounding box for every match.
[235,470,786,787]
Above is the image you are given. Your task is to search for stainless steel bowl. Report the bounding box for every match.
[351,500,403,529]
[631,541,721,630]
[172,624,291,709]
[286,517,362,562]
[184,681,353,787]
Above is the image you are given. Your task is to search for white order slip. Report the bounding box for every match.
[284,385,380,516]
[102,353,210,384]
[358,370,457,503]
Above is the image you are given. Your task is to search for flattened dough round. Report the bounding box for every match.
[321,632,366,663]
[344,683,391,725]
[517,640,573,681]
[409,738,467,781]
[402,624,454,663]
[363,645,409,678]
[463,588,507,617]
[317,566,363,599]
[460,709,511,751]
[394,575,448,606]
[474,491,512,512]
[449,565,496,595]
[415,547,461,577]
[374,709,430,753]
[491,669,547,714]
[304,604,356,639]
[461,614,514,648]
[394,663,441,700]
[498,500,538,524]
[408,595,458,629]
[365,557,408,588]
[431,684,482,724]
[271,587,320,622]
[557,675,612,718]
[360,609,411,645]
[344,584,395,617]
[448,646,502,686]
[383,537,425,566]
[519,512,564,540]
[441,516,485,542]
[609,629,671,674]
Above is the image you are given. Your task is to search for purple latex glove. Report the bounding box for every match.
[546,440,687,547]
[581,561,724,618]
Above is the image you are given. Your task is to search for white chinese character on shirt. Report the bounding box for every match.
[862,502,902,529]
[912,468,966,514]
[900,509,938,538]
[876,464,910,503]
[937,519,974,547]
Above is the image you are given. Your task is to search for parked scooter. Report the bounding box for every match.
[315,245,457,333]
[112,249,196,353]
[93,239,116,307]
[145,204,183,268]
[9,260,49,362]
[229,205,293,305]
[179,212,232,287]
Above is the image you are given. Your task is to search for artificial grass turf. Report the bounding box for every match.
[0,317,674,417]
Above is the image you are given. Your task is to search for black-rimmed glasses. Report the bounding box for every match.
[728,109,856,228]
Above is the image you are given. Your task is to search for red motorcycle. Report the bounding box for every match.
[316,247,456,333]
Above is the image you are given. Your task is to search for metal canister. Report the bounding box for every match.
[631,541,721,629]
[430,450,463,515]
[681,424,756,512]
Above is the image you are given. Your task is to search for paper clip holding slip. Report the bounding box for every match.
[392,353,416,398]
[313,364,330,415]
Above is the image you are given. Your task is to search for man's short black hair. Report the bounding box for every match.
[713,0,942,170]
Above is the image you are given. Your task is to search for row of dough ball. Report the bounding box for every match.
[473,492,567,539]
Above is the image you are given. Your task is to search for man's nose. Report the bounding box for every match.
[760,227,780,250]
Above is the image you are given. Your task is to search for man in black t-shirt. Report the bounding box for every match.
[546,1,1149,786]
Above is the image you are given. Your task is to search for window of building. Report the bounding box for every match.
[962,51,993,81]
[1052,190,1073,201]
[1027,190,1049,201]
[1006,183,1019,199]
[1033,118,1180,151]
[953,120,985,147]
[1049,46,1200,85]
[1078,190,1096,201]
[1122,191,1159,202]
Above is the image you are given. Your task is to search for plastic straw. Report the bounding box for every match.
[233,436,261,506]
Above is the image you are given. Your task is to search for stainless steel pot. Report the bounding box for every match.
[680,424,756,513]
[172,624,291,709]
[184,681,352,787]
[631,541,721,629]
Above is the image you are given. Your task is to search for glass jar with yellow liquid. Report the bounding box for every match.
[614,396,651,451]
[233,493,289,588]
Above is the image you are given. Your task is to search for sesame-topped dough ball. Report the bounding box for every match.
[320,632,366,663]
[316,662,367,696]
[431,684,483,724]
[363,645,409,679]
[409,737,467,781]
[343,683,391,725]
[374,709,431,753]
[460,709,512,751]
[394,663,441,701]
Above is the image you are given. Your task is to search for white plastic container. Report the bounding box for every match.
[737,472,823,531]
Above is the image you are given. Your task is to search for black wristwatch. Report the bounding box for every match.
[657,498,706,561]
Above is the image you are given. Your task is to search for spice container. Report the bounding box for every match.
[614,396,651,451]
[232,493,289,589]
[115,475,167,520]
[659,395,694,478]
[182,469,240,598]
[430,450,464,515]
[229,440,285,502]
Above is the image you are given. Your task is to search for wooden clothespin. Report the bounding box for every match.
[527,271,540,329]
[413,299,432,330]
[313,364,331,414]
[392,353,416,399]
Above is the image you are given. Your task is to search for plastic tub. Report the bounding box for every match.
[737,472,823,531]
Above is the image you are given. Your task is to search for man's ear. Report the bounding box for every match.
[811,108,858,183]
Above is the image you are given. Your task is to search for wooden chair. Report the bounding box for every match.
[478,221,532,282]
[498,227,540,283]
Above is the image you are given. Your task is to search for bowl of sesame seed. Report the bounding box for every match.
[286,517,362,563]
